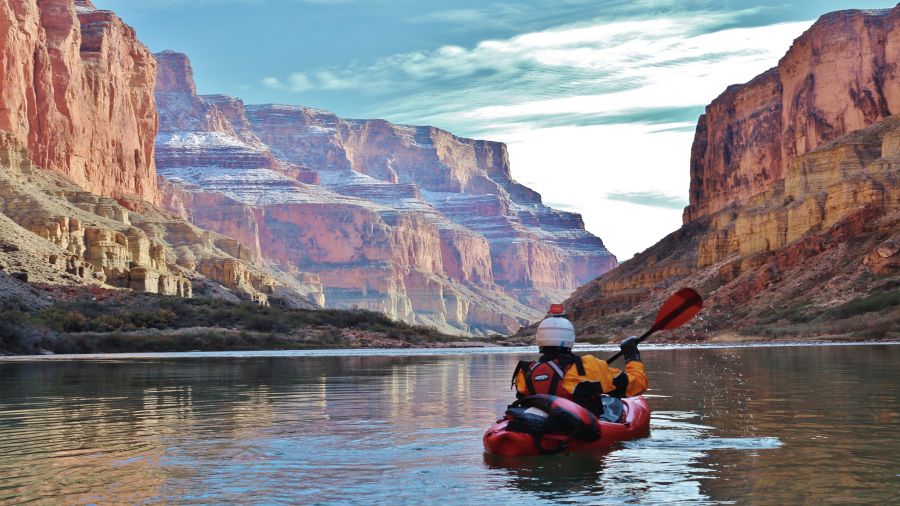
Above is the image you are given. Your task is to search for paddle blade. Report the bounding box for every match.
[653,288,703,331]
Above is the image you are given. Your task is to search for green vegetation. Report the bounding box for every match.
[0,295,464,355]
[754,298,815,325]
[732,287,900,341]
[825,289,900,319]
[737,305,899,341]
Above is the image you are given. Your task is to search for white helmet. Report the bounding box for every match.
[536,315,575,348]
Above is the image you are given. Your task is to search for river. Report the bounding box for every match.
[0,344,897,504]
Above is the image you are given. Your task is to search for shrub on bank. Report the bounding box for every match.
[0,307,61,354]
[0,294,459,354]
[826,289,900,319]
[737,306,899,340]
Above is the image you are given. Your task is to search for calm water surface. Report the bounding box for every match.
[0,345,897,504]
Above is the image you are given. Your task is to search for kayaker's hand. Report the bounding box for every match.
[620,336,641,363]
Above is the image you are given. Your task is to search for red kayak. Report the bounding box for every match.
[483,395,651,457]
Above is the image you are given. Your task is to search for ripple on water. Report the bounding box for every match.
[483,410,784,505]
[1,346,897,504]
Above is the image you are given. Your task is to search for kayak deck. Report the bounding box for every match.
[483,396,651,456]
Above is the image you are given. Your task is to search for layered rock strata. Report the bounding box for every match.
[563,7,900,339]
[685,7,900,222]
[153,52,616,334]
[0,1,324,309]
[0,0,159,203]
[0,131,323,307]
[245,106,615,289]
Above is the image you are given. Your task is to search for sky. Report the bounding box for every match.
[95,0,892,260]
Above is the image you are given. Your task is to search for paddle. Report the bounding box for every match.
[606,287,703,364]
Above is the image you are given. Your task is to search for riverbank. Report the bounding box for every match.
[1,340,897,362]
[2,291,897,356]
[2,329,895,358]
[0,293,484,355]
[494,330,899,348]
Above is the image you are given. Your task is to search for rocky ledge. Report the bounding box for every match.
[0,131,324,309]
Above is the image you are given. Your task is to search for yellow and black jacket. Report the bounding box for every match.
[513,351,647,414]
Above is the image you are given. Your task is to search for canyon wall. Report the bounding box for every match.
[685,7,900,223]
[154,52,616,334]
[0,130,325,306]
[564,7,900,339]
[243,104,615,291]
[0,2,322,308]
[0,0,159,203]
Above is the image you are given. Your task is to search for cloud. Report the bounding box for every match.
[261,76,287,91]
[246,5,814,258]
[261,12,811,137]
[406,8,503,24]
[402,5,526,30]
[544,201,582,212]
[262,71,366,93]
[399,0,738,35]
[457,106,703,132]
[605,191,689,209]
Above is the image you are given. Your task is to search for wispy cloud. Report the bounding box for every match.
[249,6,814,258]
[606,191,689,209]
[402,5,526,30]
[261,12,811,136]
[399,0,742,34]
[262,71,357,92]
[544,201,582,212]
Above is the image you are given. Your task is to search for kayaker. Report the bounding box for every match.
[512,305,648,418]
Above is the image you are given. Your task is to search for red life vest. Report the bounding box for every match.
[513,353,586,399]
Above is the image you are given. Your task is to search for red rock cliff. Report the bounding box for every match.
[153,51,617,334]
[685,7,900,223]
[243,104,616,293]
[562,7,900,341]
[0,0,159,203]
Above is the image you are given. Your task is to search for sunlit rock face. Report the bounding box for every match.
[0,131,326,306]
[153,52,616,334]
[561,7,900,340]
[0,0,159,203]
[0,1,322,308]
[243,105,617,291]
[685,7,900,223]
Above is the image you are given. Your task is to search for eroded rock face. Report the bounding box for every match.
[153,51,616,334]
[0,0,159,203]
[244,100,617,291]
[562,7,900,338]
[685,8,900,223]
[0,131,325,306]
[693,111,900,271]
[0,2,325,309]
[0,132,183,295]
[570,116,900,326]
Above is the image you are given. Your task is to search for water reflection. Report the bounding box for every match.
[485,453,609,500]
[0,345,897,504]
[484,410,782,505]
